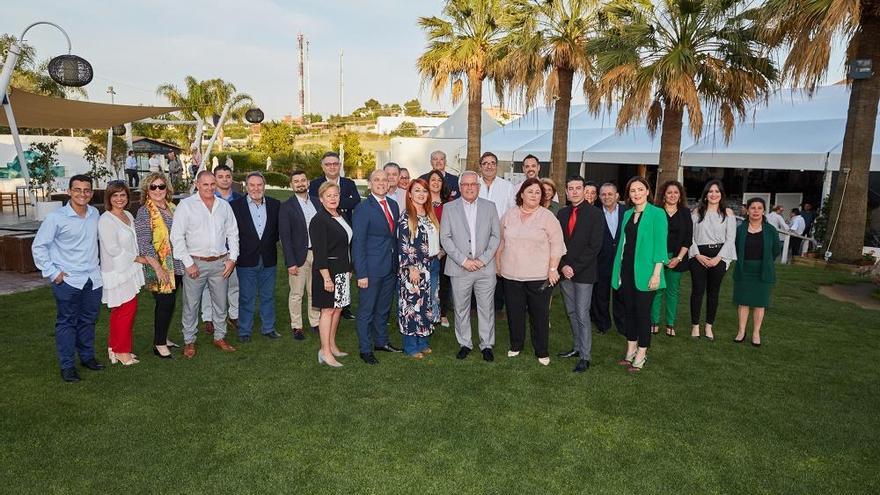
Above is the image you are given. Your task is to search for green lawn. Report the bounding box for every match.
[1,203,878,493]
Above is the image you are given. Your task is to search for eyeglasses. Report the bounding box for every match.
[70,188,93,195]
[149,183,167,191]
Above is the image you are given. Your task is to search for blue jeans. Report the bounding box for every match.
[236,260,277,337]
[51,279,102,370]
[429,259,440,321]
[402,334,430,355]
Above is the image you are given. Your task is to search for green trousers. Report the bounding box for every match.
[650,267,683,326]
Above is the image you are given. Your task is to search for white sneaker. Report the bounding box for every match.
[507,350,520,357]
[538,357,550,366]
[440,317,450,328]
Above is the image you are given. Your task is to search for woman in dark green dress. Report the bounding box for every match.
[733,198,782,347]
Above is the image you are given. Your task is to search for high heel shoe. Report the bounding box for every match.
[107,348,118,365]
[617,351,637,366]
[153,346,174,359]
[165,340,180,349]
[331,350,349,357]
[628,356,647,372]
[733,332,746,343]
[318,351,343,368]
[317,350,325,364]
[116,354,139,366]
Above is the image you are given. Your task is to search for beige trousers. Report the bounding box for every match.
[288,250,320,329]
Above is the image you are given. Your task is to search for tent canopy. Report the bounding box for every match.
[1,87,178,129]
[426,103,501,139]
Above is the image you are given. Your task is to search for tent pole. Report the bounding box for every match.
[2,99,36,205]
[821,152,832,209]
[124,123,133,151]
[105,128,113,184]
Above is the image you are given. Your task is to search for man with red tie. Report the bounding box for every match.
[352,170,403,364]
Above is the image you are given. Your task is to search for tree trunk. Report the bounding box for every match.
[465,70,484,172]
[550,67,574,189]
[656,102,684,190]
[828,4,880,262]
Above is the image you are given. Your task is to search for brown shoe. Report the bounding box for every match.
[203,321,214,335]
[183,343,196,358]
[226,318,239,330]
[213,339,237,352]
[422,347,433,355]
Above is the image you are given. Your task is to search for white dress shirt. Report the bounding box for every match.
[789,215,806,236]
[767,211,789,240]
[297,194,317,248]
[387,187,406,206]
[461,198,479,257]
[478,175,515,219]
[170,193,240,267]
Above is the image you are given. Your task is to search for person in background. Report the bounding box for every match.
[556,176,603,373]
[541,178,559,214]
[125,150,139,188]
[135,172,183,359]
[496,178,566,366]
[384,162,406,205]
[171,170,240,358]
[420,150,459,199]
[279,170,322,340]
[689,179,737,341]
[584,181,599,207]
[788,208,806,256]
[200,163,242,335]
[398,178,441,358]
[734,198,782,347]
[231,172,281,342]
[427,169,452,328]
[398,167,411,192]
[766,204,789,246]
[592,183,625,335]
[352,170,402,365]
[32,175,105,382]
[800,202,816,237]
[441,171,501,362]
[309,151,361,321]
[612,176,668,372]
[148,152,161,173]
[98,181,146,366]
[166,151,182,184]
[477,151,515,318]
[650,181,693,337]
[310,181,353,368]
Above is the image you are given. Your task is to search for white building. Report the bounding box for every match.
[376,116,447,135]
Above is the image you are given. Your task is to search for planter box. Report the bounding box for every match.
[1,233,37,273]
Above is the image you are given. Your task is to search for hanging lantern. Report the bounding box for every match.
[212,113,221,127]
[245,108,265,124]
[47,54,93,87]
[112,125,126,136]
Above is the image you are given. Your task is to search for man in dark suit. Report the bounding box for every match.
[230,172,281,342]
[279,170,323,340]
[309,151,361,320]
[419,150,460,200]
[557,175,604,373]
[592,182,625,335]
[352,169,402,365]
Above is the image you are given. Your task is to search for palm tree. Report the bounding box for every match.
[760,0,880,262]
[588,0,777,187]
[203,78,253,151]
[417,0,506,171]
[500,0,602,188]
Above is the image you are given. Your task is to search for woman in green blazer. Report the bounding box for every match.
[733,198,781,347]
[612,177,668,372]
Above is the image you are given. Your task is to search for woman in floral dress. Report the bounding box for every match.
[398,178,441,359]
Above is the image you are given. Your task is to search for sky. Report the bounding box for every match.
[4,1,848,121]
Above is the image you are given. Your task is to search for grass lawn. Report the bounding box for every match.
[1,195,878,493]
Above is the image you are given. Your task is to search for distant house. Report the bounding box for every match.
[376,116,447,136]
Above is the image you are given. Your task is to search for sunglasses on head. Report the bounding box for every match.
[149,183,167,191]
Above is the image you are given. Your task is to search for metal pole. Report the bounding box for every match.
[202,102,231,172]
[124,122,133,150]
[2,99,36,205]
[105,128,113,184]
[0,22,74,106]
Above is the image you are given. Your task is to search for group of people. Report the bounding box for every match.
[32,148,783,382]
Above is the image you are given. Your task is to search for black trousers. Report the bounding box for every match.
[619,277,656,348]
[689,256,727,325]
[494,276,506,311]
[152,275,182,346]
[591,271,624,334]
[125,169,139,188]
[503,278,552,358]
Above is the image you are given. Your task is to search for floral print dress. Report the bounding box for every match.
[398,213,438,337]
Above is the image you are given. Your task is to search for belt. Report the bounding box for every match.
[699,244,722,250]
[192,253,228,262]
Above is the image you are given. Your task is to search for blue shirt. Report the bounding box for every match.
[32,204,103,289]
[247,195,267,239]
[216,190,243,202]
[603,205,619,240]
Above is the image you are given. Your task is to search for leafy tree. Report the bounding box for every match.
[258,122,298,155]
[26,140,61,194]
[304,113,323,123]
[391,121,420,137]
[760,0,880,262]
[417,0,506,170]
[81,130,127,182]
[403,99,426,116]
[330,133,375,179]
[588,0,777,186]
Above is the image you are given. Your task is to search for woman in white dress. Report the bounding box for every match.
[98,182,146,366]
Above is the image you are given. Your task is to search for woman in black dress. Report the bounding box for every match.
[309,182,353,368]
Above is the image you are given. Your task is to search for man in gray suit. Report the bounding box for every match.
[440,170,501,362]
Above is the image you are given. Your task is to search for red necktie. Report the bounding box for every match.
[380,199,394,233]
[567,205,578,237]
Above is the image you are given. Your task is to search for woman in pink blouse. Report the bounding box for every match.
[496,178,567,366]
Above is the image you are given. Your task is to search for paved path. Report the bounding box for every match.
[0,271,47,295]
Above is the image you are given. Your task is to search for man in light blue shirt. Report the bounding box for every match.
[32,175,105,382]
[124,150,139,188]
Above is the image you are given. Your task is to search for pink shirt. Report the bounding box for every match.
[498,206,566,281]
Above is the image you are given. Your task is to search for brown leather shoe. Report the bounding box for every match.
[203,321,214,335]
[213,339,237,352]
[226,318,239,330]
[183,343,196,359]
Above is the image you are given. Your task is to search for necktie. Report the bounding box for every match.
[567,206,578,237]
[380,199,394,233]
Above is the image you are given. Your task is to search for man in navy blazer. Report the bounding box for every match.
[308,151,362,223]
[352,169,402,364]
[230,172,281,341]
[279,170,323,339]
[419,150,460,200]
[592,182,626,335]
